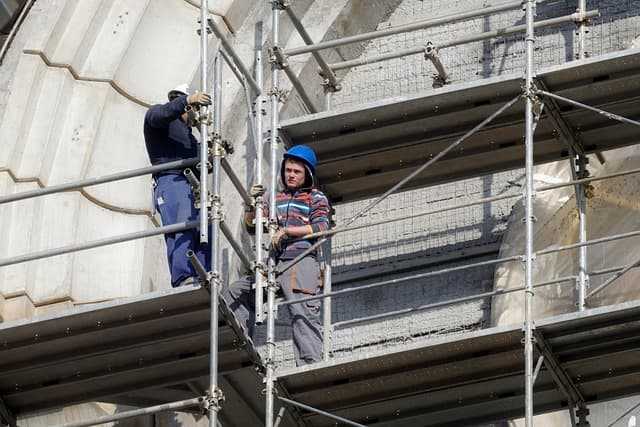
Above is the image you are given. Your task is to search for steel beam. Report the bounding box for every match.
[534,330,590,426]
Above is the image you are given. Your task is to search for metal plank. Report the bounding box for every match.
[278,299,640,426]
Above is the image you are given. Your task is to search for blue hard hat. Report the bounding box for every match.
[283,145,317,174]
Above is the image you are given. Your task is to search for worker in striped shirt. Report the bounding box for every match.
[225,145,330,366]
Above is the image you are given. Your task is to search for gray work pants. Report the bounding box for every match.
[223,256,323,366]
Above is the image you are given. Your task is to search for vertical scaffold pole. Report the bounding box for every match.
[322,238,332,361]
[578,0,587,60]
[266,2,281,426]
[208,51,224,427]
[575,0,589,312]
[255,21,267,324]
[571,152,589,311]
[322,90,333,361]
[199,0,210,244]
[524,1,536,426]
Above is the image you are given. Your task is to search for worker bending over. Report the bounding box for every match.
[225,145,330,366]
[143,84,211,288]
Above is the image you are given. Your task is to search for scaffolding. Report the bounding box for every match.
[2,0,640,426]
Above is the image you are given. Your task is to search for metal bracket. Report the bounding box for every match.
[317,68,342,92]
[202,388,225,414]
[271,0,288,10]
[267,87,288,104]
[196,16,213,35]
[423,41,449,88]
[270,45,288,70]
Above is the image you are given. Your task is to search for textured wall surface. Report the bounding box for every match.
[2,0,640,425]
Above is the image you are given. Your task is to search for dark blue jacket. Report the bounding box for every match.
[143,95,198,172]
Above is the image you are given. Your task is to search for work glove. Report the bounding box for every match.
[271,227,288,252]
[245,185,266,213]
[187,91,212,106]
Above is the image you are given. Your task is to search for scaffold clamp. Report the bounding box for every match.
[202,387,225,414]
[270,45,288,70]
[270,0,288,10]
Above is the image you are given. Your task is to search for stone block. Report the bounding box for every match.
[1,294,35,322]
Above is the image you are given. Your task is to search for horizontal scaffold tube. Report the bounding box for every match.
[278,255,523,307]
[280,227,640,309]
[329,10,599,71]
[294,166,640,244]
[536,89,640,128]
[334,275,577,328]
[0,158,199,205]
[55,397,204,427]
[285,0,530,56]
[277,396,366,427]
[0,221,198,267]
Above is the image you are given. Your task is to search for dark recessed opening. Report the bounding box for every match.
[332,378,350,386]
[560,104,574,112]
[474,99,492,107]
[339,127,357,135]
[560,149,569,158]
[365,168,382,175]
[593,74,611,83]
[499,142,517,149]
[178,351,197,359]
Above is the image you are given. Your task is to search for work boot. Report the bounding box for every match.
[176,276,198,288]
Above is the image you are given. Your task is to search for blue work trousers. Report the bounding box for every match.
[154,172,210,287]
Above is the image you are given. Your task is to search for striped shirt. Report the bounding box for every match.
[248,187,330,260]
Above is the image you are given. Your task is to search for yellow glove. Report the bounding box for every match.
[271,228,288,251]
[187,91,212,106]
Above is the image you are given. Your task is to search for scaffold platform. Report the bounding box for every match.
[280,48,640,203]
[0,286,302,427]
[2,285,640,426]
[277,299,640,426]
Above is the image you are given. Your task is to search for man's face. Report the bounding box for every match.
[284,158,306,190]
